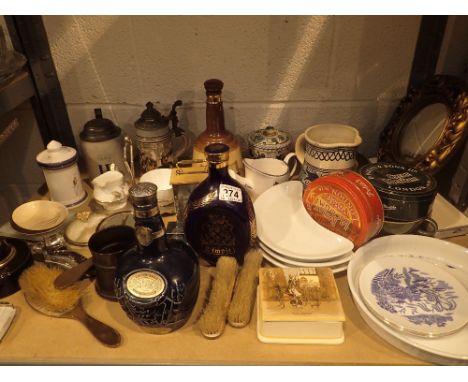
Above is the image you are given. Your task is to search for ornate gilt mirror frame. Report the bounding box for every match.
[378,75,468,174]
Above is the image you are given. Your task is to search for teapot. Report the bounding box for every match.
[134,101,190,174]
[228,154,297,198]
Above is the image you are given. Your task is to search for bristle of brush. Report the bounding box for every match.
[198,256,238,339]
[19,263,85,314]
[227,247,263,327]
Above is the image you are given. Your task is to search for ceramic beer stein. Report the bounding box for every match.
[134,101,189,174]
[295,123,362,186]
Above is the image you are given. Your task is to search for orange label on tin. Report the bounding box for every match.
[303,184,361,244]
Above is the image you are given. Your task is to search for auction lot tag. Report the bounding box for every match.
[219,184,243,203]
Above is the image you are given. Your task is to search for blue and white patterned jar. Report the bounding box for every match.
[247,126,292,159]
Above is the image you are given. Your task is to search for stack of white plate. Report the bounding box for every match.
[254,181,354,273]
[348,234,468,365]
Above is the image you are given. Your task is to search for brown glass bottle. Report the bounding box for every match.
[192,79,242,171]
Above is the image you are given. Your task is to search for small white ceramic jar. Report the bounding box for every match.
[36,140,87,208]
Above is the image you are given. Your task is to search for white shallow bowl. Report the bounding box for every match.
[140,168,174,206]
[11,200,68,234]
[260,246,348,274]
[254,181,354,261]
[259,240,352,268]
[348,235,468,365]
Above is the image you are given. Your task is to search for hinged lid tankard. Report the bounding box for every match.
[134,101,188,174]
[79,108,128,180]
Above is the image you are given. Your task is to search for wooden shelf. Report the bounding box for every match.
[0,70,34,117]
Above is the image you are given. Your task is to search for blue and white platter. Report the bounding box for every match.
[348,235,468,365]
[359,256,468,338]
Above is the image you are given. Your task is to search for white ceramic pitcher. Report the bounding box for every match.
[228,154,297,197]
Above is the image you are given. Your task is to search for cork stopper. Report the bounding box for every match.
[204,143,230,166]
[204,79,224,96]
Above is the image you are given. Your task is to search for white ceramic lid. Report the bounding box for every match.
[36,140,78,169]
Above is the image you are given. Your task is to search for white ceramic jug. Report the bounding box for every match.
[92,170,129,211]
[295,123,362,185]
[228,155,297,198]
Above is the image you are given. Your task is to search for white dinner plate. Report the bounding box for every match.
[348,235,468,365]
[260,246,348,274]
[359,255,468,338]
[254,181,354,261]
[259,240,352,268]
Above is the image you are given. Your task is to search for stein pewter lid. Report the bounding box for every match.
[134,102,169,132]
[80,108,121,143]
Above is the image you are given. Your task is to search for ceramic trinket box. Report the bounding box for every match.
[247,125,292,159]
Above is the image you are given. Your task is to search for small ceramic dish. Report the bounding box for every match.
[11,200,68,234]
[140,168,174,207]
[64,213,107,247]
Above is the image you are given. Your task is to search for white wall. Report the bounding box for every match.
[43,15,421,157]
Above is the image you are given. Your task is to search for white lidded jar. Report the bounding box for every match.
[36,140,87,208]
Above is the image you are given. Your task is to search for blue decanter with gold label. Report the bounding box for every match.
[114,182,199,334]
[184,143,256,266]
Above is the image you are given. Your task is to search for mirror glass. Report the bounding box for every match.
[398,102,448,161]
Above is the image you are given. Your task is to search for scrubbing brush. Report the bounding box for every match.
[19,263,121,347]
[227,247,263,327]
[198,256,238,339]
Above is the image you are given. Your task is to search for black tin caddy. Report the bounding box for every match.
[359,162,438,223]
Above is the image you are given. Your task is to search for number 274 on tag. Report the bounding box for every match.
[219,184,243,203]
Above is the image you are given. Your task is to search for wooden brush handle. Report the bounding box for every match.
[54,258,93,289]
[69,304,121,347]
